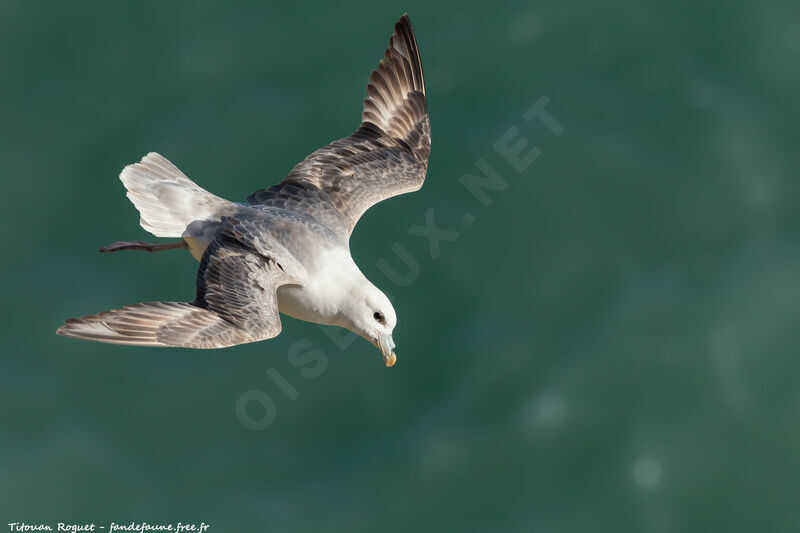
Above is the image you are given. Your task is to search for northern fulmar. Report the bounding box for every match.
[57,14,430,367]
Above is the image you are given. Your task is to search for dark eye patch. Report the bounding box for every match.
[373,311,385,323]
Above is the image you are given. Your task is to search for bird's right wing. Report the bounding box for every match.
[190,230,298,342]
[57,224,300,349]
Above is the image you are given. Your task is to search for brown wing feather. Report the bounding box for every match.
[248,14,430,235]
[57,228,297,349]
[56,301,250,349]
[361,14,429,160]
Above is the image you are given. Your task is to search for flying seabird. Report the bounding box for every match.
[57,14,430,367]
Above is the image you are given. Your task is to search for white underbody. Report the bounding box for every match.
[189,227,362,329]
[274,248,364,328]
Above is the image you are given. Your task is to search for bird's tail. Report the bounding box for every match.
[56,301,234,349]
[120,153,235,238]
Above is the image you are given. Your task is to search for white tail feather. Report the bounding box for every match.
[120,153,233,238]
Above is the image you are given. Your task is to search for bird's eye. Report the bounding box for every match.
[373,311,385,324]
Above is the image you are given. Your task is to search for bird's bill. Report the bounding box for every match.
[379,333,397,367]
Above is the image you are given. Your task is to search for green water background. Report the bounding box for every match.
[1,1,799,531]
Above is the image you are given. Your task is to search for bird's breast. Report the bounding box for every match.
[276,247,362,327]
[276,284,340,326]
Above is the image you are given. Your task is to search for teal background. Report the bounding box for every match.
[2,1,800,531]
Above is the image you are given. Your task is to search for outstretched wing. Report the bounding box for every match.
[57,227,299,349]
[190,231,297,342]
[247,14,430,235]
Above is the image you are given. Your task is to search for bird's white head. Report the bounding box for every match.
[341,279,397,367]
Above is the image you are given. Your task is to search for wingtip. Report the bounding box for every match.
[55,319,80,338]
[397,13,412,30]
[55,321,84,338]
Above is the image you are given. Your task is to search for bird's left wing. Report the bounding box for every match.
[247,14,430,236]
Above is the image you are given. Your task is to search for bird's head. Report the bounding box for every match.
[342,280,397,367]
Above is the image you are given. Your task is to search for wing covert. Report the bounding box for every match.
[248,14,430,235]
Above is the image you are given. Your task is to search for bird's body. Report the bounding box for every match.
[185,200,360,327]
[57,14,430,367]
